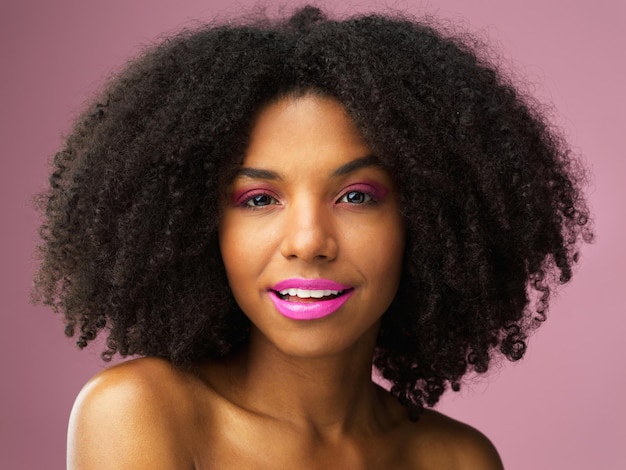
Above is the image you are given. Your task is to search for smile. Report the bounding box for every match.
[269,279,354,320]
[277,288,342,299]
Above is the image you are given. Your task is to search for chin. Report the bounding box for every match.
[251,320,381,361]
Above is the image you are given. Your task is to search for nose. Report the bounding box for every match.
[279,197,338,262]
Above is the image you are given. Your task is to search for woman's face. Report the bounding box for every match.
[219,94,405,358]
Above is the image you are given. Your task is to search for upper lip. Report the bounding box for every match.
[271,278,352,292]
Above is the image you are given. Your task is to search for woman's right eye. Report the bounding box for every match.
[242,193,278,208]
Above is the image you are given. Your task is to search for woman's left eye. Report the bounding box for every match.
[338,190,373,204]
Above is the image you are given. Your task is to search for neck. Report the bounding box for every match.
[207,324,389,437]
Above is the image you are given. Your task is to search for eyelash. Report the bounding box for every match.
[236,184,383,209]
[337,183,385,205]
[336,189,375,205]
[236,190,280,208]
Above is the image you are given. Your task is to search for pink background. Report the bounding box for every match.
[2,0,624,468]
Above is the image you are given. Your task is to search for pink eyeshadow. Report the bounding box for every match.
[346,182,389,200]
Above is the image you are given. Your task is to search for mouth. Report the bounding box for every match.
[274,288,346,301]
[268,279,354,320]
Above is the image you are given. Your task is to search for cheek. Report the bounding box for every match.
[218,225,252,313]
[379,231,405,285]
[218,213,276,301]
[350,215,405,294]
[378,217,406,292]
[218,216,245,285]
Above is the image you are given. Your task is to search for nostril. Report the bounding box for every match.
[280,231,338,261]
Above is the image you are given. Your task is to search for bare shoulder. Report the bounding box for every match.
[407,408,504,470]
[67,357,197,470]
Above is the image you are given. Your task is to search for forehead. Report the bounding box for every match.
[242,94,372,171]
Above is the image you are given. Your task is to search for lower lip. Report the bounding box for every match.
[268,290,354,321]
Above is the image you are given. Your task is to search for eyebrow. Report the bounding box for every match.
[236,167,281,180]
[331,154,380,177]
[234,154,380,180]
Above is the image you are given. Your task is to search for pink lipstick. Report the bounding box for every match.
[269,278,354,321]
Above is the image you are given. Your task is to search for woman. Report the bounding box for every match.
[34,6,591,469]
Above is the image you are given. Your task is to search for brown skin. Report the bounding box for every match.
[67,96,504,469]
[68,358,502,469]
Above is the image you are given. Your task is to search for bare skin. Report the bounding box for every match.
[67,95,504,469]
[68,357,503,469]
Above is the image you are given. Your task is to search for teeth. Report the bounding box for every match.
[278,288,341,298]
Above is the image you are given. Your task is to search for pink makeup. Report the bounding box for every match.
[341,182,388,201]
[230,186,279,206]
[269,278,354,321]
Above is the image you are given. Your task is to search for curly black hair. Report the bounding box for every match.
[34,6,591,415]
